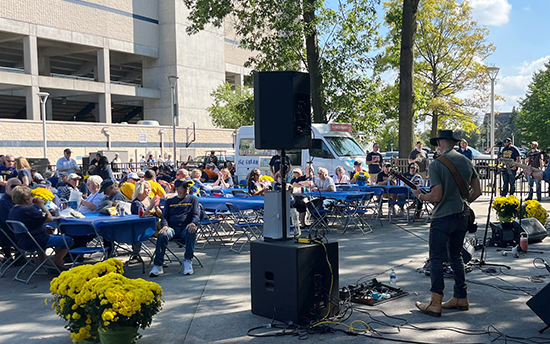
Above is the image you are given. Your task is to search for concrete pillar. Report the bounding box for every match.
[234,73,244,88]
[46,99,53,120]
[38,55,50,76]
[98,48,112,123]
[23,36,40,120]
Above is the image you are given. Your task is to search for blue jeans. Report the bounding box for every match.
[429,209,469,298]
[153,226,196,266]
[528,175,542,200]
[501,169,516,196]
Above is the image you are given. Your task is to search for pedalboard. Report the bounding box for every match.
[340,278,408,306]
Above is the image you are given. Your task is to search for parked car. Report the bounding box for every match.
[184,151,234,170]
[469,147,492,179]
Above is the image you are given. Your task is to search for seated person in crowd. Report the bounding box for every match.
[128,181,161,264]
[212,168,234,189]
[290,168,309,227]
[350,161,369,184]
[37,180,62,209]
[150,178,199,277]
[144,170,167,198]
[401,163,424,218]
[56,172,68,189]
[78,175,103,214]
[333,166,350,184]
[377,163,403,216]
[175,168,192,181]
[119,172,140,200]
[247,168,270,196]
[157,166,174,184]
[92,156,114,182]
[8,185,72,269]
[190,169,210,191]
[203,163,219,182]
[97,179,127,211]
[58,173,81,201]
[0,178,22,261]
[313,167,336,192]
[44,170,58,189]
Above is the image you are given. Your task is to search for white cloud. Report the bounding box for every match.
[496,56,550,109]
[470,0,512,26]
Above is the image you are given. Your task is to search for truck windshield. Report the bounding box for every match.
[325,137,364,157]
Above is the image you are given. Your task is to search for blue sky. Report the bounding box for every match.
[474,0,550,112]
[324,0,550,114]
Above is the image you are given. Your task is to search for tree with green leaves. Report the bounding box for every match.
[184,0,383,128]
[207,83,254,129]
[381,0,495,146]
[517,62,550,150]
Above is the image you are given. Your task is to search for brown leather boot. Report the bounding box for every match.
[441,297,469,310]
[415,292,443,317]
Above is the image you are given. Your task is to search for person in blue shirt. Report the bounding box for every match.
[0,154,17,193]
[0,178,22,261]
[498,138,521,197]
[456,139,473,161]
[149,178,199,277]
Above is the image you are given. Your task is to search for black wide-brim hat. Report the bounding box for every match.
[429,130,461,146]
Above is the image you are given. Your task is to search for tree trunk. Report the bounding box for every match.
[303,0,325,123]
[398,0,420,159]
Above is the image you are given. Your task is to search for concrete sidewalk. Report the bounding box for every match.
[1,195,550,343]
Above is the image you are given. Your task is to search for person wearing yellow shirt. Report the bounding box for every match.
[144,170,167,198]
[119,172,140,200]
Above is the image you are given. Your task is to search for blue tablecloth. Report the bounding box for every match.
[59,214,157,244]
[296,191,372,201]
[198,195,264,211]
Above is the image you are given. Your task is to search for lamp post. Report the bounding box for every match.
[168,76,179,167]
[37,92,50,159]
[486,66,500,160]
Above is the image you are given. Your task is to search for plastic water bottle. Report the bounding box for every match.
[389,269,397,287]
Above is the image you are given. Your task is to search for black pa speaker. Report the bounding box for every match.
[250,240,339,325]
[513,218,548,243]
[254,71,311,150]
[527,282,550,331]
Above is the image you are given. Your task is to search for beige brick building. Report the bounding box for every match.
[0,0,250,163]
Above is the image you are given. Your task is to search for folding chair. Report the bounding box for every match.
[58,223,110,268]
[225,202,263,254]
[342,193,374,235]
[5,220,61,284]
[360,187,385,226]
[306,199,331,235]
[387,186,411,224]
[210,189,224,197]
[231,189,249,198]
[196,204,224,249]
[170,237,204,274]
[0,226,25,277]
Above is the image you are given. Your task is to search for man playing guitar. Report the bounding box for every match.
[411,130,482,318]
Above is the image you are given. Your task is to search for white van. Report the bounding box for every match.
[235,123,367,183]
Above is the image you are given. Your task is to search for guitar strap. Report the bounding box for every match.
[436,155,469,200]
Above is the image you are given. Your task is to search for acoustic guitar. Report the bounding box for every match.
[498,158,542,172]
[389,169,477,233]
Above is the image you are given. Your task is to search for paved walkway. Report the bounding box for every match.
[1,195,550,343]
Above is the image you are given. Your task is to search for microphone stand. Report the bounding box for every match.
[471,143,511,269]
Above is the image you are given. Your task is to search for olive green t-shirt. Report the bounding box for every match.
[429,149,478,219]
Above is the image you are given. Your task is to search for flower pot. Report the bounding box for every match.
[98,326,138,344]
[498,215,514,223]
[73,325,99,343]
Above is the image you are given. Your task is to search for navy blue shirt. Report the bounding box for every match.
[456,148,473,160]
[500,145,521,163]
[160,195,200,230]
[17,169,32,185]
[0,193,15,232]
[0,165,16,193]
[366,152,383,174]
[269,155,292,174]
[8,205,49,250]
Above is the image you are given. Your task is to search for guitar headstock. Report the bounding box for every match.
[389,168,402,177]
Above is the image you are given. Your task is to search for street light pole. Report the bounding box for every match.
[486,66,500,160]
[168,76,179,167]
[38,92,50,159]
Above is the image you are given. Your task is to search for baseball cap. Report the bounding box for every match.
[99,179,114,193]
[531,141,539,146]
[68,173,81,180]
[354,161,362,166]
[64,148,72,154]
[174,178,193,188]
[122,168,129,173]
[127,172,140,180]
[163,165,172,171]
[504,138,512,142]
[384,162,392,167]
[37,180,52,188]
[137,171,145,177]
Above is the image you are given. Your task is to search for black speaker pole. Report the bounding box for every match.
[472,145,511,270]
[281,149,288,241]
